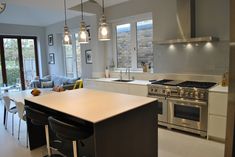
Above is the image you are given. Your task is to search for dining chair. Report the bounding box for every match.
[73,80,83,89]
[15,101,28,147]
[2,96,17,136]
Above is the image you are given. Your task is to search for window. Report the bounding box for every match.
[64,45,73,78]
[116,24,132,68]
[63,33,82,78]
[0,36,39,89]
[136,20,153,68]
[114,14,153,69]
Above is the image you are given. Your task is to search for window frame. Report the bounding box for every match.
[62,29,82,78]
[112,13,153,71]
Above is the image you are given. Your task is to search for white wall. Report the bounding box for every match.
[104,0,230,76]
[45,15,98,78]
[0,23,48,77]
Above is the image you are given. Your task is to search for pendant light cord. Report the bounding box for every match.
[81,0,84,21]
[102,0,104,14]
[64,0,67,25]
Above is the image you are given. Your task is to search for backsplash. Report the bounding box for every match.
[153,41,230,75]
[109,71,222,83]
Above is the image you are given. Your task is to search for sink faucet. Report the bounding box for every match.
[120,70,123,80]
[126,68,131,80]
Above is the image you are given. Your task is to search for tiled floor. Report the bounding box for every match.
[0,102,225,157]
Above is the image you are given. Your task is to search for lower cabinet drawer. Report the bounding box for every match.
[208,115,227,140]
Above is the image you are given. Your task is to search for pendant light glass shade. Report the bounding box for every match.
[78,0,89,44]
[98,0,110,41]
[63,0,72,45]
[98,15,111,41]
[78,21,89,44]
[63,25,72,45]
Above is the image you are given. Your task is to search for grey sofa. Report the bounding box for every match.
[30,75,80,90]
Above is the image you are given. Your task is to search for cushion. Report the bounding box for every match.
[41,81,53,88]
[30,80,41,88]
[67,78,80,84]
[52,76,70,86]
[43,75,51,81]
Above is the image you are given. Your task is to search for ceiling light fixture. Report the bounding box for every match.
[98,0,111,41]
[63,0,72,45]
[78,0,89,44]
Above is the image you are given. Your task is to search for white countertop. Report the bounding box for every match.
[86,78,150,86]
[209,85,228,93]
[26,88,157,123]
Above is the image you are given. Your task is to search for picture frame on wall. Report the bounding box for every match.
[48,34,53,46]
[85,49,92,64]
[49,53,55,64]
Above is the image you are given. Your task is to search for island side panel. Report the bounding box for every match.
[94,101,158,157]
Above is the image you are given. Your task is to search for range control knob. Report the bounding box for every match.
[166,89,171,96]
[195,91,199,98]
[179,90,184,97]
[190,92,194,98]
[200,92,205,99]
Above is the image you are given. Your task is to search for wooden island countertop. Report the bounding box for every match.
[26,88,157,123]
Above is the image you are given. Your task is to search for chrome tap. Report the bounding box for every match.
[126,68,131,80]
[120,70,123,80]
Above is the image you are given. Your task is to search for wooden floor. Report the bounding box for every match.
[0,102,224,157]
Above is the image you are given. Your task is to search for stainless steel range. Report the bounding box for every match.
[148,79,216,137]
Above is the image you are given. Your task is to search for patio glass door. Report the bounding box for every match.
[0,36,39,90]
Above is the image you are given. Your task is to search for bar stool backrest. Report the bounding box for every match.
[48,116,93,142]
[25,106,48,126]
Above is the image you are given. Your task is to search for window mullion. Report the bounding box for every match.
[131,21,137,69]
[72,34,77,78]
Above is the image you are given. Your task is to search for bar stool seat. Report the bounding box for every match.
[48,116,93,157]
[25,106,63,157]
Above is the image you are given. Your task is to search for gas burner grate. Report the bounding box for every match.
[151,79,173,85]
[177,81,217,89]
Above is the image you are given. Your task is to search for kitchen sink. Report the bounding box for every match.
[113,79,134,82]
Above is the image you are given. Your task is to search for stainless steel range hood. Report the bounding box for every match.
[157,0,219,45]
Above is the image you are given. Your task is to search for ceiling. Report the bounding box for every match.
[0,0,129,27]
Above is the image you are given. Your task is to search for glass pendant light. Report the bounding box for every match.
[98,0,111,41]
[63,0,72,45]
[78,0,89,44]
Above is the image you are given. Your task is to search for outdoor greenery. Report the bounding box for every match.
[3,38,36,87]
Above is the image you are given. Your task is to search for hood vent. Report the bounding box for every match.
[157,0,219,45]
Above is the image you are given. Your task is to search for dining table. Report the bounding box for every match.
[2,88,54,125]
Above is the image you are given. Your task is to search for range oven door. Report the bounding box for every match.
[168,98,208,131]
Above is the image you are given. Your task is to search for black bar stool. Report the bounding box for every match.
[25,106,63,157]
[48,116,93,157]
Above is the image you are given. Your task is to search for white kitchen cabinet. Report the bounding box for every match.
[209,92,228,116]
[128,84,148,96]
[83,79,148,97]
[83,80,96,89]
[106,82,129,94]
[84,80,108,91]
[208,87,228,142]
[208,115,227,140]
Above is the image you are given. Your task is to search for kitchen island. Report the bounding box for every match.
[25,88,158,157]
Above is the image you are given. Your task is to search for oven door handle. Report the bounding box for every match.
[167,98,207,106]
